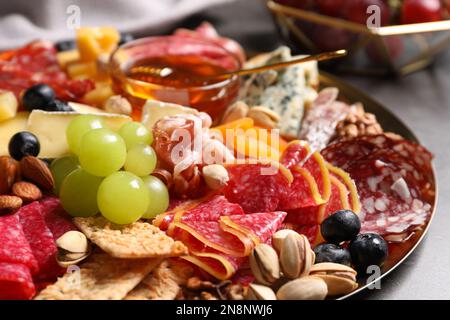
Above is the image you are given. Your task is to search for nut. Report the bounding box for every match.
[221,101,249,124]
[20,156,55,190]
[103,95,132,115]
[0,195,23,214]
[272,229,299,253]
[56,231,91,267]
[247,106,280,129]
[186,276,215,290]
[276,276,328,300]
[0,156,20,194]
[151,168,173,188]
[334,103,383,141]
[309,262,358,296]
[246,283,277,300]
[202,164,229,190]
[249,243,280,285]
[279,233,315,279]
[12,181,42,202]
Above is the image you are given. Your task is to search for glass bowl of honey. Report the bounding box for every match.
[110,35,242,122]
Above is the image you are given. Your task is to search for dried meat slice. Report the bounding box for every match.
[0,213,38,274]
[222,161,292,213]
[219,211,287,245]
[326,163,361,213]
[39,197,77,240]
[0,262,35,300]
[155,195,244,231]
[279,140,311,169]
[17,202,63,282]
[282,223,323,246]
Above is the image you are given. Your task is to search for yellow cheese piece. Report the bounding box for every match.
[76,27,120,62]
[67,61,98,80]
[27,110,131,158]
[141,100,200,129]
[57,50,80,70]
[0,112,29,156]
[82,82,114,107]
[0,91,18,122]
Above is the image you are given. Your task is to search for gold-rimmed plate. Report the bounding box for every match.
[319,71,437,299]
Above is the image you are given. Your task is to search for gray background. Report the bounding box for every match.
[172,0,450,299]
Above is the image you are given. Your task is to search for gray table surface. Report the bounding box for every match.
[174,0,450,300]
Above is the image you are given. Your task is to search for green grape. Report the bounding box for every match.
[97,171,149,224]
[78,128,127,177]
[124,144,157,176]
[141,175,169,219]
[50,156,80,195]
[60,168,103,217]
[66,115,105,154]
[119,122,153,149]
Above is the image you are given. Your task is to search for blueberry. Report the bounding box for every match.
[45,99,73,112]
[22,84,56,111]
[321,210,361,244]
[8,131,40,160]
[55,40,77,52]
[313,243,352,266]
[119,33,134,46]
[349,233,388,272]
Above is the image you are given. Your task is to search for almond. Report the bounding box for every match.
[0,195,23,214]
[20,156,55,190]
[0,156,20,194]
[12,181,42,202]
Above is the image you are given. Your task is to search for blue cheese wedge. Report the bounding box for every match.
[239,46,318,138]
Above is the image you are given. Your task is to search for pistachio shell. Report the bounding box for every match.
[309,262,358,296]
[249,244,280,285]
[277,276,328,300]
[272,229,298,253]
[56,231,89,253]
[313,274,358,296]
[247,283,277,300]
[279,233,314,279]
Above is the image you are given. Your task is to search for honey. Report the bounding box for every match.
[110,37,241,122]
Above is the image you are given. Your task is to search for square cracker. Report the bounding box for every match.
[125,259,194,300]
[35,252,160,300]
[74,216,188,259]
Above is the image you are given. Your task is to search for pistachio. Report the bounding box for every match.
[56,231,91,267]
[249,243,280,285]
[103,95,132,115]
[309,262,358,296]
[202,164,229,190]
[247,106,280,129]
[272,229,299,253]
[221,101,249,124]
[246,283,277,300]
[279,233,315,279]
[276,276,328,300]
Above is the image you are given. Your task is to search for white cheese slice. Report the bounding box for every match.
[0,112,29,156]
[141,100,199,130]
[27,110,131,158]
[69,102,105,114]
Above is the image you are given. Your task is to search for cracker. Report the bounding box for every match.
[35,252,160,300]
[125,259,194,300]
[73,216,188,259]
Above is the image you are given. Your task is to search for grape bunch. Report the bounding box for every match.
[51,115,169,224]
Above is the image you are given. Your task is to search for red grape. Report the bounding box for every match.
[312,25,355,51]
[366,35,404,64]
[401,0,442,24]
[317,0,347,17]
[344,0,390,26]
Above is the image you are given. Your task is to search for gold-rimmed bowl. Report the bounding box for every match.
[268,0,450,76]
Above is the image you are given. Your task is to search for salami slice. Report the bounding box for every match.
[17,202,63,282]
[279,140,311,169]
[0,262,35,300]
[158,195,244,231]
[282,223,323,246]
[222,162,292,213]
[0,213,38,274]
[39,197,77,240]
[219,211,287,245]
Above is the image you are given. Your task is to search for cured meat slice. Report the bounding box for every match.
[17,202,63,281]
[156,195,244,231]
[219,211,287,245]
[282,223,323,246]
[326,163,361,213]
[0,40,94,101]
[39,197,77,240]
[171,220,253,257]
[278,142,331,210]
[0,213,38,274]
[222,162,292,213]
[0,262,35,300]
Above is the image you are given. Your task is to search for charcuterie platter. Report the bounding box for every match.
[0,23,435,300]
